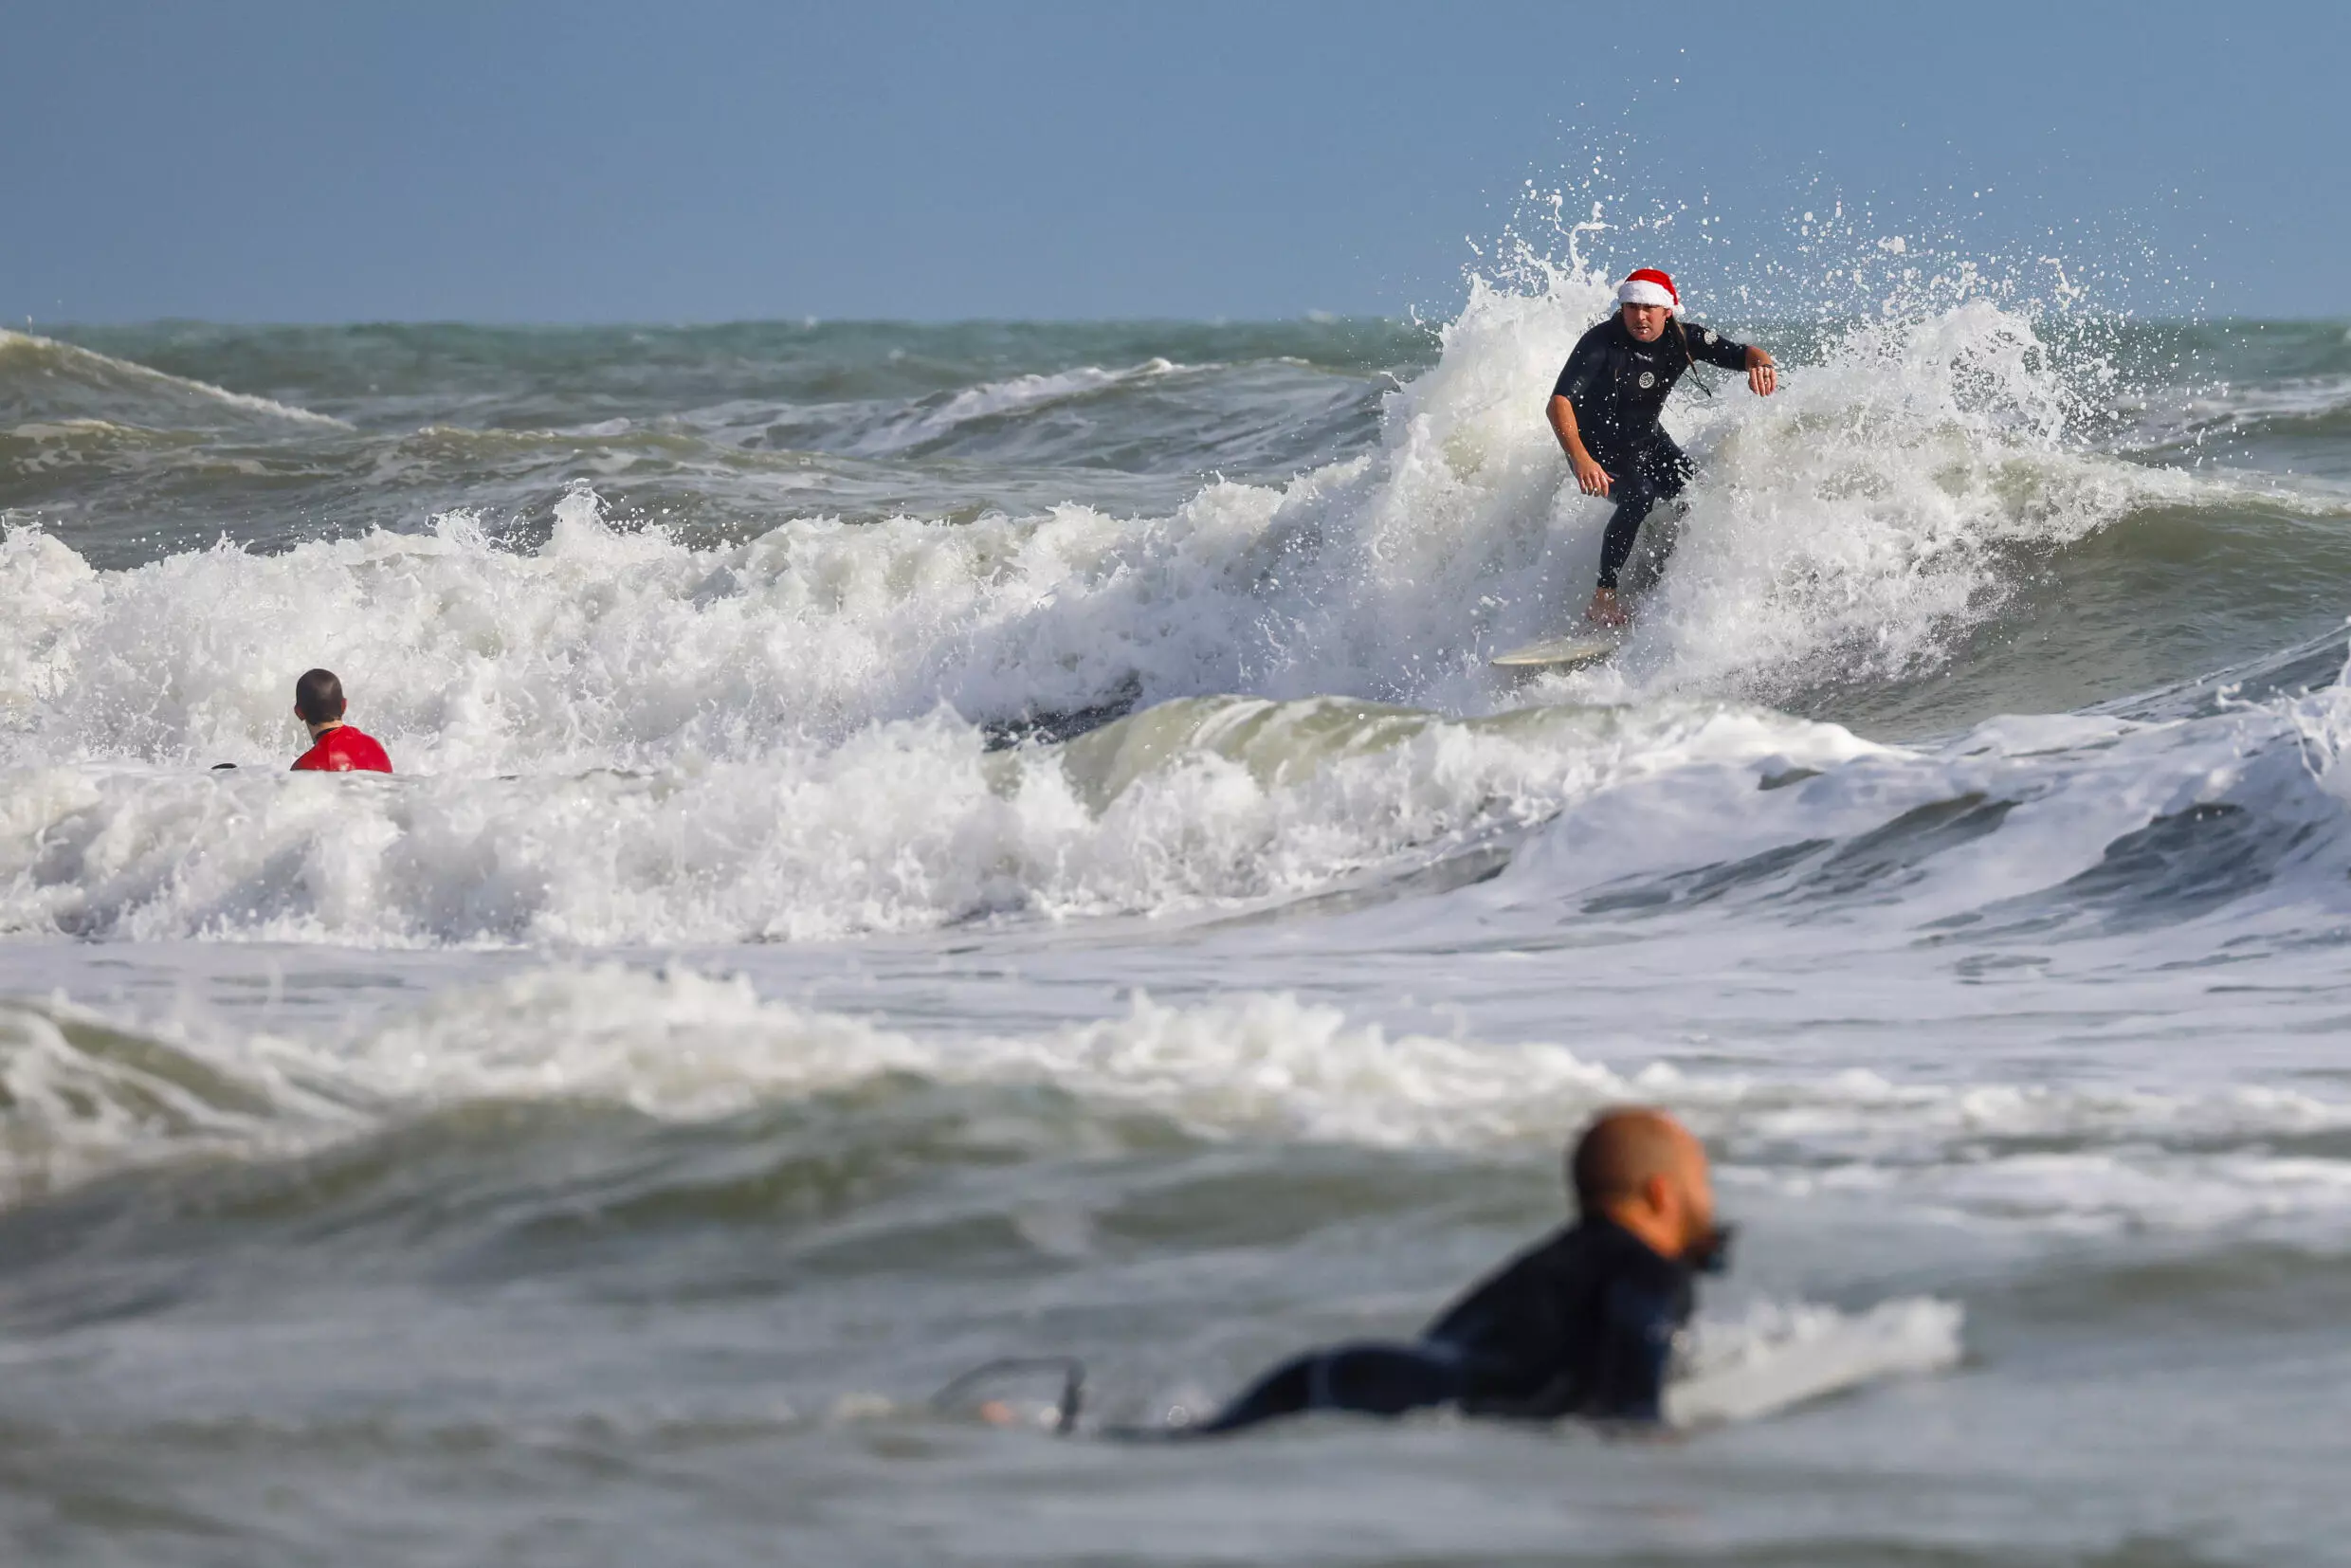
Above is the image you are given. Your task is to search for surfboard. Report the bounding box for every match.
[1489,631,1621,671]
[1661,1298,1962,1430]
[934,1297,1961,1441]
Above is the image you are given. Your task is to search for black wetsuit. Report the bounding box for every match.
[1196,1217,1695,1434]
[1551,315,1752,591]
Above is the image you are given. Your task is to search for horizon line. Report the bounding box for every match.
[21,311,2349,333]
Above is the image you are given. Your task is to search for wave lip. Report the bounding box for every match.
[856,358,1187,449]
[719,354,1385,481]
[0,329,351,431]
[1498,666,2351,951]
[8,974,2351,1243]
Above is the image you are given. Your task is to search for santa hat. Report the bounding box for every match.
[1616,268,1682,315]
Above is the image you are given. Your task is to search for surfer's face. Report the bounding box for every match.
[1655,1124,1718,1259]
[1620,301,1670,341]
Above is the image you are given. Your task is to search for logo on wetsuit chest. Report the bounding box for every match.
[1637,371,1656,389]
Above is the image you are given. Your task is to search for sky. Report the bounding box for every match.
[7,0,2347,324]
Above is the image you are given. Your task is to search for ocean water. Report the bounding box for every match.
[4,265,2351,1565]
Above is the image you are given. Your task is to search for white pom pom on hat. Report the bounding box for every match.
[1616,268,1681,315]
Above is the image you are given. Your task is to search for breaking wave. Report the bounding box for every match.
[8,975,2350,1241]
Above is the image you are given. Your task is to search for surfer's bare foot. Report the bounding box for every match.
[1585,587,1629,629]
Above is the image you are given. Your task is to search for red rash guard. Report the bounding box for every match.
[291,725,392,774]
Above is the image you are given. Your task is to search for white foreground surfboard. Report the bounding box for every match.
[936,1297,1964,1440]
[1489,631,1621,672]
[1662,1298,1963,1430]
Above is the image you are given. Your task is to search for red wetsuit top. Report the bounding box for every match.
[291,724,392,774]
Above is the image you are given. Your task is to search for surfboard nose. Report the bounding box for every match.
[1490,632,1621,671]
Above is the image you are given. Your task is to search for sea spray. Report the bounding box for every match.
[3,284,2242,776]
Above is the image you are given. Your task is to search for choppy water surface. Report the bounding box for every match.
[5,268,2351,1566]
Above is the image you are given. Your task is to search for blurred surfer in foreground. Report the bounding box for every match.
[1549,269,1777,629]
[290,668,392,773]
[1193,1107,1730,1434]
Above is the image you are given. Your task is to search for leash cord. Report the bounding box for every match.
[930,1356,1088,1435]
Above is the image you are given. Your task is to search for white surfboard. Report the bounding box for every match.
[938,1297,1963,1442]
[1489,631,1621,671]
[1662,1297,1963,1431]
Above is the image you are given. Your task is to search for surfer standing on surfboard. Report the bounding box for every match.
[1548,269,1778,629]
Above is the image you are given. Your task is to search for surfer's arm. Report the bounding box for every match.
[1682,323,1754,372]
[1586,1278,1682,1423]
[1682,322,1777,396]
[1547,395,1612,498]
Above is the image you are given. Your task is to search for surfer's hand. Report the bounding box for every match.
[1746,347,1777,397]
[1572,451,1613,497]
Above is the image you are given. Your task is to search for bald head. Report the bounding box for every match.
[1564,1106,1720,1266]
[1569,1107,1693,1211]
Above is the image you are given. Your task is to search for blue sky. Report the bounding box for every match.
[8,1,2345,323]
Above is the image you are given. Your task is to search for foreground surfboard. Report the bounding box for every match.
[1489,631,1621,671]
[935,1297,1962,1438]
[1662,1297,1963,1430]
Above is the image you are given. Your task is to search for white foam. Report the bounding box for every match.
[0,996,351,1201]
[8,586,2349,949]
[1611,301,2211,694]
[332,974,2351,1235]
[10,974,2351,1238]
[0,270,2327,955]
[0,274,2236,775]
[2284,643,2351,807]
[0,694,1872,943]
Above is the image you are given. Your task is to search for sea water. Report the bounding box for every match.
[3,260,2350,1564]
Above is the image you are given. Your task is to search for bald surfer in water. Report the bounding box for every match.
[1191,1107,1730,1434]
[1549,269,1778,629]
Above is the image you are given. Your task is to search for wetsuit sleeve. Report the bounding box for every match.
[1681,323,1751,372]
[1585,1277,1683,1422]
[1550,330,1610,414]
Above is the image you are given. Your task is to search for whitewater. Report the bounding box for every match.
[4,261,2351,1565]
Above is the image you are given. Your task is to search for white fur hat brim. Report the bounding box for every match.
[1616,278,1680,314]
